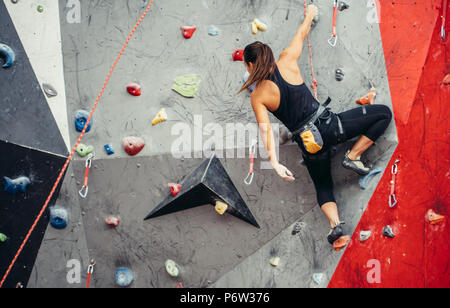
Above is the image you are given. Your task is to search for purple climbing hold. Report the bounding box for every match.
[3,176,31,194]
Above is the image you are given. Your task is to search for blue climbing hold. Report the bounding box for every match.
[115,267,134,287]
[74,110,92,133]
[0,43,16,68]
[243,71,256,92]
[208,25,220,36]
[50,206,68,229]
[3,176,31,194]
[104,144,115,155]
[359,168,383,190]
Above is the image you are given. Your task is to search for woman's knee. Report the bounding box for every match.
[375,104,393,122]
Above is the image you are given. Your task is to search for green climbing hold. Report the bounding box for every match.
[172,74,202,98]
[37,5,44,13]
[76,144,94,157]
[0,233,8,243]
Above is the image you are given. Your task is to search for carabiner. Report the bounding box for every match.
[79,153,94,198]
[244,140,257,185]
[79,186,89,198]
[87,259,96,274]
[328,34,338,47]
[389,194,397,208]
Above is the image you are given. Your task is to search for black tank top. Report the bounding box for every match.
[269,65,319,132]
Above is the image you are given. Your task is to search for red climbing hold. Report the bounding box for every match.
[176,282,183,288]
[168,183,182,196]
[127,83,142,96]
[123,137,145,156]
[105,216,120,227]
[333,235,350,251]
[426,209,445,225]
[181,26,197,39]
[232,49,244,62]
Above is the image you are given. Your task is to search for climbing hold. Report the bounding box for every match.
[152,108,168,126]
[0,43,16,68]
[356,88,377,105]
[127,83,141,96]
[176,282,184,288]
[291,222,306,235]
[42,83,58,98]
[0,233,8,243]
[168,183,182,196]
[165,259,180,277]
[426,209,445,225]
[215,200,228,215]
[3,176,31,194]
[172,74,202,98]
[252,18,268,35]
[180,25,197,39]
[105,216,120,227]
[37,5,44,13]
[269,257,280,267]
[333,235,350,251]
[115,268,134,287]
[338,2,350,11]
[76,144,94,158]
[335,69,345,81]
[122,136,145,156]
[243,71,256,92]
[74,110,92,133]
[359,167,382,190]
[443,74,450,85]
[208,25,220,36]
[232,49,244,62]
[104,144,115,155]
[382,225,395,238]
[359,230,372,242]
[312,273,325,285]
[49,206,68,230]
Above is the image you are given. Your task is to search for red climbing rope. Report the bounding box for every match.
[304,0,318,100]
[0,0,155,288]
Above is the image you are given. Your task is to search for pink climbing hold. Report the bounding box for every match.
[105,216,120,227]
[122,137,145,156]
[127,83,141,96]
[168,183,182,196]
[176,282,183,288]
[443,74,450,85]
[181,25,197,39]
[233,49,244,62]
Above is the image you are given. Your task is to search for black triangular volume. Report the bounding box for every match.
[145,155,260,228]
[0,140,67,288]
[0,2,68,156]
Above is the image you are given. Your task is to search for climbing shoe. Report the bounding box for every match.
[342,150,370,175]
[327,223,344,245]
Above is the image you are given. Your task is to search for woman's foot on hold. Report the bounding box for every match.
[327,223,344,244]
[342,150,370,175]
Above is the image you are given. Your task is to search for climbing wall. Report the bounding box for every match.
[8,0,449,289]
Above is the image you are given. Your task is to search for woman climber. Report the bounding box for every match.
[239,5,393,245]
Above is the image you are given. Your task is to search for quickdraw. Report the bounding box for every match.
[328,0,339,47]
[442,0,448,40]
[304,0,318,100]
[86,259,95,288]
[389,159,400,208]
[79,153,94,198]
[244,140,257,185]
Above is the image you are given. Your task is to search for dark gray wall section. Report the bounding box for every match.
[0,141,66,288]
[0,1,68,156]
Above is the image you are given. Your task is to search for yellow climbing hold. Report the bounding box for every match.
[269,257,280,267]
[215,201,228,215]
[152,108,168,126]
[252,18,268,34]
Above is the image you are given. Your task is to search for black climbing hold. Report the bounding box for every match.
[339,2,350,11]
[335,69,345,81]
[383,225,395,238]
[144,154,260,228]
[42,83,58,98]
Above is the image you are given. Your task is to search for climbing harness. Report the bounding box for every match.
[389,159,400,208]
[328,0,339,47]
[86,259,95,289]
[304,0,318,100]
[0,0,155,288]
[244,140,257,185]
[79,153,94,199]
[442,0,448,40]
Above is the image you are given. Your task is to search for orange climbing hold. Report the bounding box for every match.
[333,235,350,251]
[356,88,377,105]
[181,25,197,39]
[443,74,450,85]
[426,209,445,225]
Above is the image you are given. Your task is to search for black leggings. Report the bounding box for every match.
[299,104,393,207]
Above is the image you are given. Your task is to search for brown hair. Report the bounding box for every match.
[238,41,276,94]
